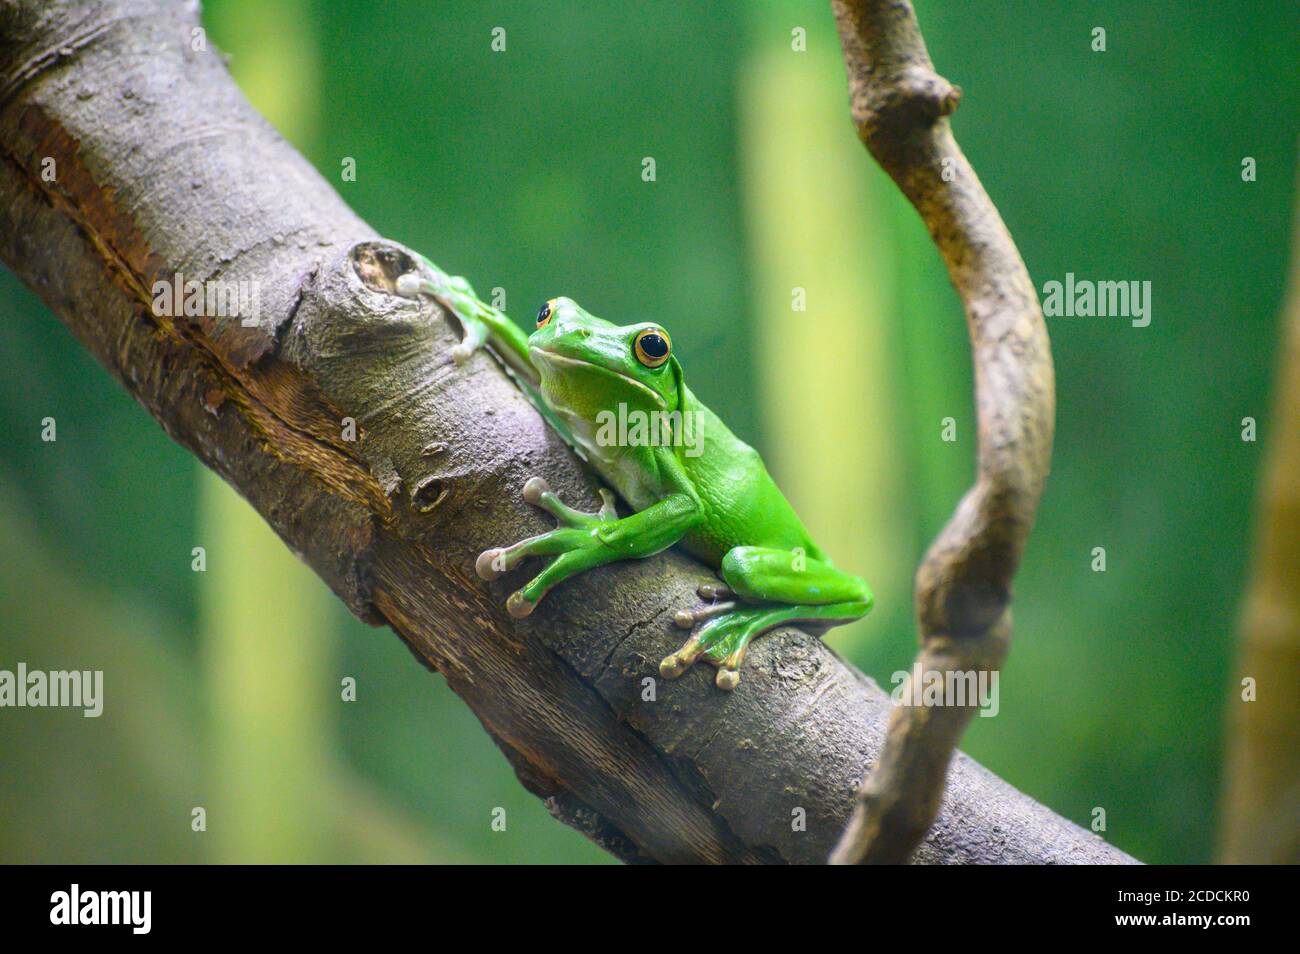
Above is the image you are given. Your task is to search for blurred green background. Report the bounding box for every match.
[1,0,1295,864]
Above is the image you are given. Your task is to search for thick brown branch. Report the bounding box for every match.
[0,0,1117,864]
[830,0,1056,864]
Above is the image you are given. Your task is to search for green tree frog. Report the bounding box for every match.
[396,257,872,690]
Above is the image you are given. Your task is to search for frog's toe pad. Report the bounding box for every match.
[506,591,535,618]
[659,653,688,679]
[715,668,740,691]
[697,582,735,601]
[522,476,551,505]
[476,549,505,580]
[395,273,422,298]
[659,635,703,679]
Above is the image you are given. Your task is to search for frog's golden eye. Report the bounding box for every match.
[634,328,671,368]
[536,299,556,329]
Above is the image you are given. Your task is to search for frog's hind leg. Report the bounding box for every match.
[719,545,872,606]
[660,546,873,690]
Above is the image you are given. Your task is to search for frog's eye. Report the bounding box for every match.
[536,299,556,329]
[634,329,671,368]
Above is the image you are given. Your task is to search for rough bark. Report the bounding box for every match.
[0,0,1131,864]
[830,0,1056,863]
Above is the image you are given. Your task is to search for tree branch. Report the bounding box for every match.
[829,0,1056,864]
[0,0,1121,864]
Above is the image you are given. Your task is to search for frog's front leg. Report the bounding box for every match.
[477,477,702,619]
[395,255,536,383]
[661,546,873,690]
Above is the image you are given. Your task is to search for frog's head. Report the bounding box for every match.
[527,297,682,423]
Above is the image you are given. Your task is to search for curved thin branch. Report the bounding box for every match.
[0,0,1115,865]
[1220,170,1300,864]
[829,0,1056,864]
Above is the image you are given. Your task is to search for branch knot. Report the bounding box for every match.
[892,67,961,121]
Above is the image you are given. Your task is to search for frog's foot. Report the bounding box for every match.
[395,269,489,365]
[659,606,775,690]
[659,598,870,691]
[475,477,618,618]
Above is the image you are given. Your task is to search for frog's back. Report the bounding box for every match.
[677,390,821,567]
